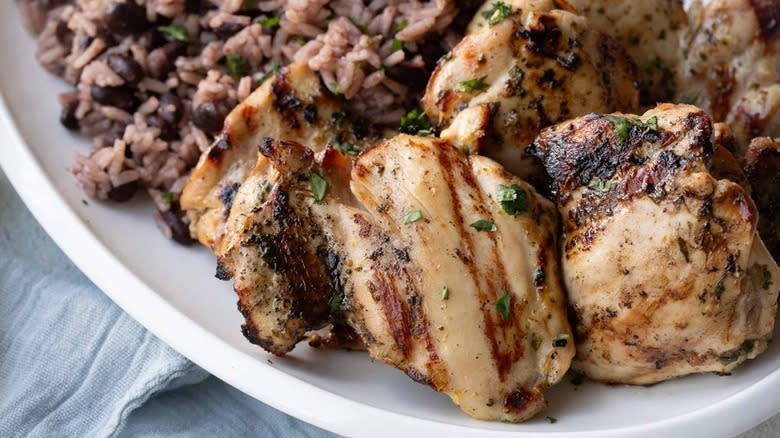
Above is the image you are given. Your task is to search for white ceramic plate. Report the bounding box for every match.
[2,4,780,437]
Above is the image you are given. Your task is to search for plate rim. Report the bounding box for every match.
[2,90,780,437]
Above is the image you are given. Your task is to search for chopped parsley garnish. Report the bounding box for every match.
[603,114,658,142]
[604,115,632,142]
[437,52,453,65]
[403,210,423,224]
[396,18,408,32]
[328,292,344,312]
[441,286,450,300]
[470,219,497,232]
[332,135,361,156]
[546,416,558,424]
[161,191,174,204]
[243,0,257,9]
[259,15,280,29]
[531,333,541,350]
[496,292,511,321]
[158,24,188,42]
[392,39,404,52]
[350,16,367,32]
[587,177,615,193]
[763,267,773,290]
[457,76,489,93]
[496,184,528,215]
[257,60,281,85]
[683,92,700,105]
[224,54,247,79]
[553,333,569,347]
[310,173,328,204]
[481,2,513,26]
[399,109,432,136]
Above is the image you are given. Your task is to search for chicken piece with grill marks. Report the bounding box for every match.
[180,63,384,252]
[566,0,687,104]
[217,133,574,421]
[530,103,780,384]
[744,137,780,261]
[677,0,780,153]
[423,0,639,187]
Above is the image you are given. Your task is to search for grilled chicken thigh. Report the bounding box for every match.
[423,0,639,186]
[744,137,780,260]
[530,104,779,384]
[180,63,383,251]
[217,133,574,421]
[677,0,780,152]
[567,0,687,104]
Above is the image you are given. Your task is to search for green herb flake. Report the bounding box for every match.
[531,333,541,350]
[350,16,367,32]
[437,52,453,65]
[546,416,558,424]
[496,292,512,321]
[496,184,528,215]
[331,111,347,125]
[481,1,513,26]
[604,114,632,142]
[457,76,489,93]
[328,292,344,312]
[587,177,615,193]
[763,267,774,290]
[441,286,450,300]
[158,24,189,42]
[257,60,281,85]
[310,173,328,204]
[399,108,432,136]
[553,333,569,347]
[470,219,497,232]
[243,0,257,9]
[332,135,361,157]
[396,18,408,32]
[403,210,423,224]
[391,38,404,52]
[259,15,280,29]
[224,54,247,79]
[161,191,174,204]
[644,116,658,132]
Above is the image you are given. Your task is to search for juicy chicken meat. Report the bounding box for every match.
[423,0,639,186]
[677,0,780,152]
[744,137,780,260]
[217,134,574,421]
[567,0,687,104]
[530,104,780,384]
[180,63,383,251]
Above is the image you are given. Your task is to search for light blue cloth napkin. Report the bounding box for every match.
[0,169,333,438]
[0,167,777,438]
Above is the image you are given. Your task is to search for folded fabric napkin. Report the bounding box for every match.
[0,167,775,437]
[0,171,331,437]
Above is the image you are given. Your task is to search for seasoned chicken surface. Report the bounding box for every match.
[530,104,780,384]
[744,137,780,260]
[180,63,383,251]
[217,133,574,421]
[423,0,639,186]
[567,0,687,104]
[677,0,780,152]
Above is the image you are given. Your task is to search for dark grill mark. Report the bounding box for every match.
[503,388,542,414]
[271,69,303,129]
[207,132,231,162]
[219,182,241,218]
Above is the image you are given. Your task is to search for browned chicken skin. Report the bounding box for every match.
[744,137,780,260]
[530,103,779,384]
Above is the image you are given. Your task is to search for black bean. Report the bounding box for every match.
[158,93,184,124]
[105,1,148,37]
[90,85,139,112]
[214,21,244,39]
[55,20,73,47]
[146,114,179,141]
[59,100,80,131]
[106,54,144,86]
[107,180,138,202]
[192,102,223,133]
[156,203,195,245]
[146,41,185,79]
[138,28,165,51]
